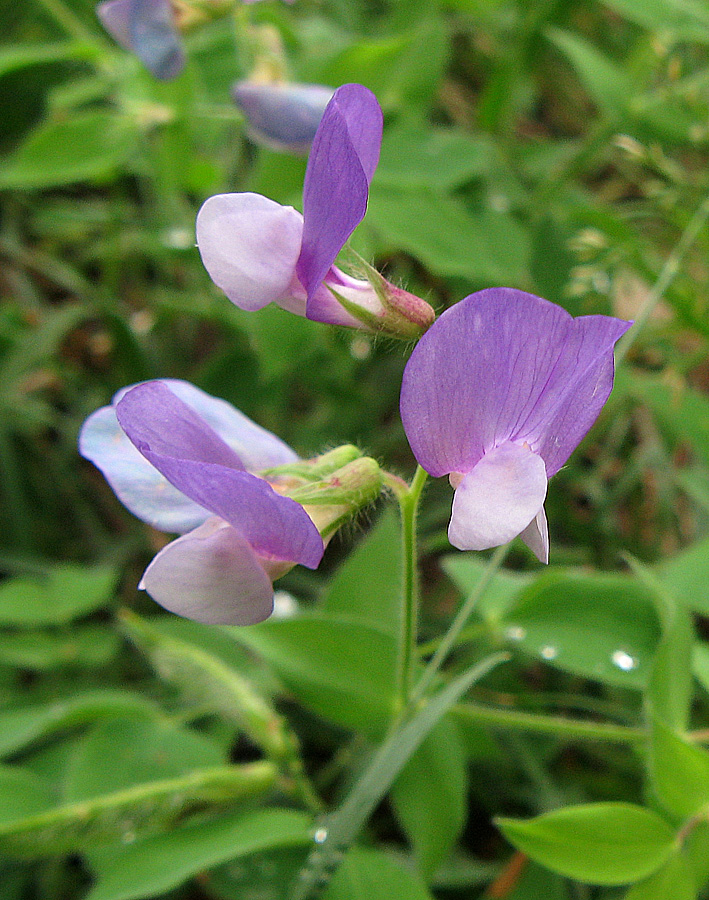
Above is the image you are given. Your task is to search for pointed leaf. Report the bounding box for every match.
[0,112,136,190]
[502,571,660,688]
[323,847,434,900]
[86,808,313,900]
[546,29,634,116]
[320,510,401,636]
[497,803,676,885]
[391,716,467,879]
[234,613,397,736]
[649,717,709,821]
[624,852,697,900]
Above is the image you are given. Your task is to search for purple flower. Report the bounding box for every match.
[400,289,631,562]
[80,379,323,624]
[97,0,185,80]
[196,83,434,337]
[232,81,334,155]
[97,0,288,80]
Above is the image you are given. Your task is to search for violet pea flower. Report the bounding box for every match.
[97,0,185,80]
[400,288,632,562]
[196,83,435,337]
[232,81,334,155]
[97,0,287,80]
[79,379,323,625]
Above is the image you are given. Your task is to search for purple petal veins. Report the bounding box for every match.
[115,382,323,568]
[400,288,631,560]
[80,379,324,624]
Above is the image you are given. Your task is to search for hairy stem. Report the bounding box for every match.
[394,465,428,710]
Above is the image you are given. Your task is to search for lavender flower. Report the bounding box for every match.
[97,0,285,80]
[232,81,334,155]
[80,379,323,624]
[97,0,185,80]
[400,289,631,562]
[196,83,434,337]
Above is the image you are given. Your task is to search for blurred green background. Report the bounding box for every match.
[1,0,709,897]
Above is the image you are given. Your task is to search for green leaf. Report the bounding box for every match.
[391,717,467,879]
[497,803,676,885]
[121,612,305,764]
[323,847,434,900]
[647,601,695,729]
[85,808,313,900]
[599,0,709,43]
[63,718,226,802]
[505,861,568,899]
[0,762,277,858]
[320,510,401,636]
[502,571,660,688]
[441,555,532,621]
[0,565,118,626]
[0,111,136,190]
[628,557,695,731]
[692,641,709,696]
[318,21,448,111]
[376,126,492,191]
[0,691,159,758]
[546,29,634,117]
[366,188,530,286]
[685,821,709,889]
[658,536,709,616]
[0,766,56,824]
[649,717,709,821]
[234,613,397,736]
[204,846,308,900]
[0,42,98,78]
[293,655,506,900]
[0,626,120,670]
[624,852,697,900]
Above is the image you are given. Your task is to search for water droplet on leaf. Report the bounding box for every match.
[611,649,637,671]
[506,625,526,641]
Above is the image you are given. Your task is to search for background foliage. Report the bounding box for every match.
[1,0,709,897]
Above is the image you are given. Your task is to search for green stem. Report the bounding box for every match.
[452,701,645,745]
[615,191,709,364]
[411,543,509,705]
[394,466,428,711]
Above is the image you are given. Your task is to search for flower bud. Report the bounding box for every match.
[326,257,435,340]
[232,81,335,155]
[279,455,384,540]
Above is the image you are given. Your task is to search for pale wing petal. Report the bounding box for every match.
[139,518,274,625]
[519,505,549,564]
[79,405,208,533]
[196,193,303,311]
[448,442,548,551]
